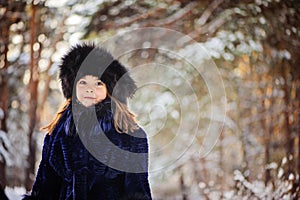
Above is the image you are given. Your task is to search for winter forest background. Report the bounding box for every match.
[1,0,300,199]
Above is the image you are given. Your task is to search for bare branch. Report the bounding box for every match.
[113,7,166,28]
[153,1,198,26]
[189,9,235,40]
[107,1,198,29]
[196,0,226,26]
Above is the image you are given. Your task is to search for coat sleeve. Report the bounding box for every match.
[123,128,152,200]
[124,172,152,200]
[22,135,62,200]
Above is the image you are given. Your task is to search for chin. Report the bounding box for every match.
[82,102,95,107]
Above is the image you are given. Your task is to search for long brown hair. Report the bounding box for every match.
[41,99,71,134]
[41,96,138,135]
[109,94,138,133]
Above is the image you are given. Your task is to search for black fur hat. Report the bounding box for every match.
[58,43,137,103]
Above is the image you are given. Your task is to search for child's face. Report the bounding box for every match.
[76,75,107,107]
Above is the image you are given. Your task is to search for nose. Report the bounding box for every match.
[86,86,94,93]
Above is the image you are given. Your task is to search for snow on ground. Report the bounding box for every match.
[5,187,26,200]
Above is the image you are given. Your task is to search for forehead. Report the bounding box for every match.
[79,75,100,80]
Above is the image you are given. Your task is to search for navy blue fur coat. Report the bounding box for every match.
[23,99,152,200]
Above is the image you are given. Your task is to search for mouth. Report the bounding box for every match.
[83,97,96,100]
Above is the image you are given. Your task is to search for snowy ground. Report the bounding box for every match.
[5,187,26,200]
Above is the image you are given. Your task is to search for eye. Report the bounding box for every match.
[96,81,104,87]
[78,80,87,85]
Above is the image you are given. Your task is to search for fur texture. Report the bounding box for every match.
[59,43,137,103]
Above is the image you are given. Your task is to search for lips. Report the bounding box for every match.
[83,97,96,100]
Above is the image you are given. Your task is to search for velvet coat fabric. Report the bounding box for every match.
[23,99,152,200]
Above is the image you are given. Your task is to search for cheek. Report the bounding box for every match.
[76,87,80,99]
[96,88,107,100]
[76,86,82,97]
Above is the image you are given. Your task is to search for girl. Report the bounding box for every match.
[23,44,152,200]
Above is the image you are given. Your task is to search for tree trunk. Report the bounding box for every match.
[264,77,276,186]
[25,3,39,191]
[262,97,271,185]
[218,129,224,197]
[297,79,300,177]
[0,7,10,188]
[297,78,300,199]
[237,75,249,171]
[180,168,188,200]
[283,61,294,177]
[293,57,300,199]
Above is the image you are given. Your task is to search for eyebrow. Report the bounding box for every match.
[79,78,104,83]
[79,77,99,80]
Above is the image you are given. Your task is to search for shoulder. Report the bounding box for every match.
[130,126,147,138]
[128,127,149,153]
[105,125,149,153]
[46,104,75,141]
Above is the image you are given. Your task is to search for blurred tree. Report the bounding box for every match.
[84,0,300,198]
[25,1,40,191]
[1,0,300,198]
[0,0,26,188]
[1,0,70,190]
